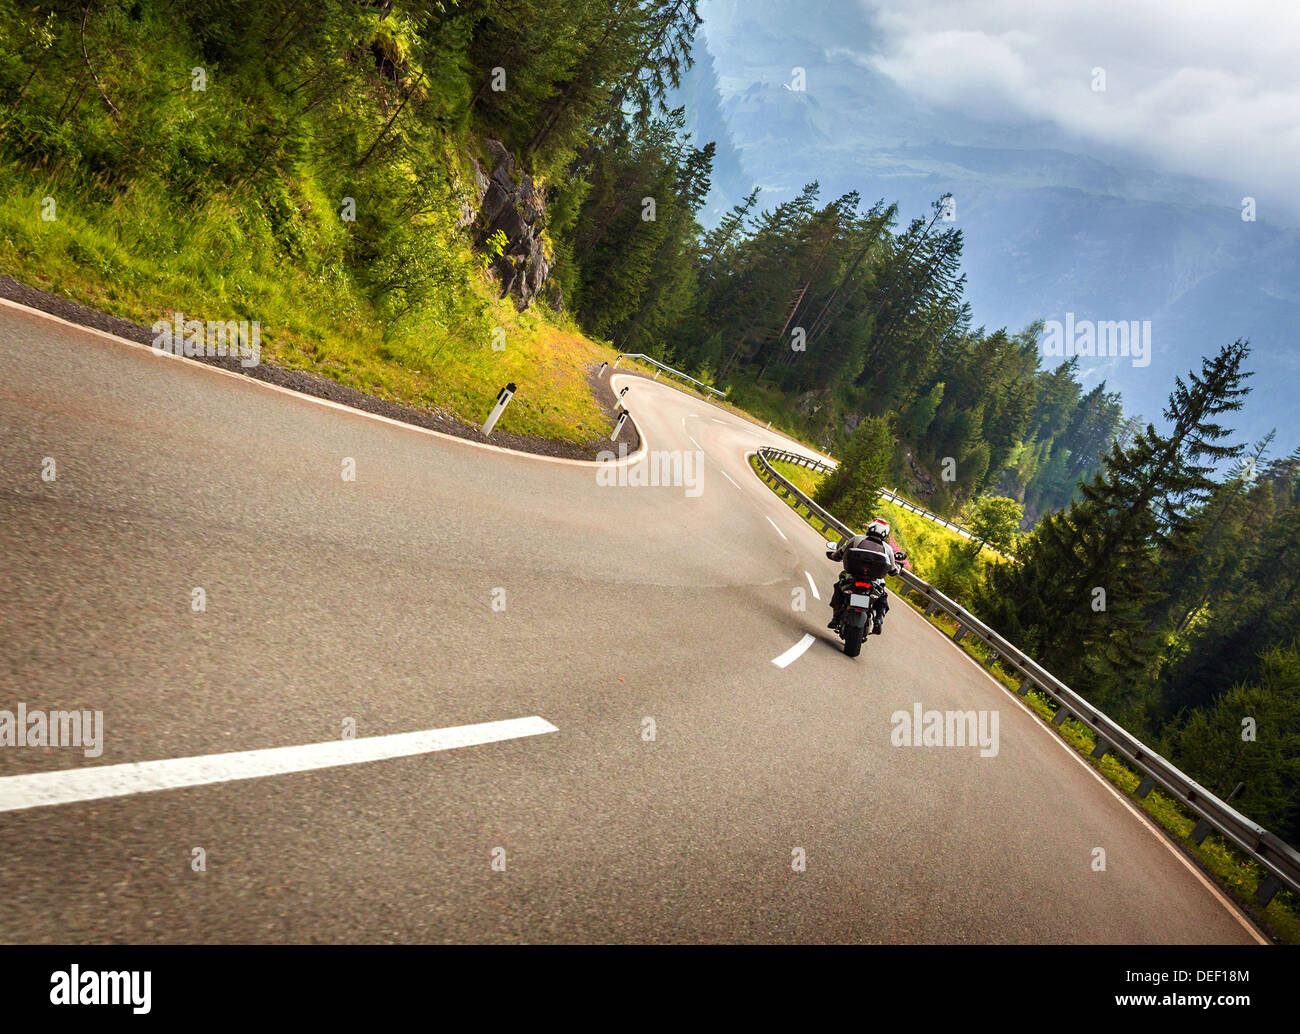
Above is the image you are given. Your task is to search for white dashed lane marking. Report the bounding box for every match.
[0,717,558,813]
[771,634,816,668]
[765,515,788,540]
[805,571,820,599]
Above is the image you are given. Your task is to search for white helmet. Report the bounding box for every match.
[866,518,890,540]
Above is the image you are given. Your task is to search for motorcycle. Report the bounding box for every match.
[825,540,907,658]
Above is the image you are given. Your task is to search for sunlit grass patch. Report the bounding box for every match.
[0,167,617,444]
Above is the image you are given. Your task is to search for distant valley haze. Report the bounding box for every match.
[676,0,1300,451]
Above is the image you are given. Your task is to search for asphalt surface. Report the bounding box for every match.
[0,300,1261,943]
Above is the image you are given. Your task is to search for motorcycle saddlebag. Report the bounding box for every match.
[844,541,891,580]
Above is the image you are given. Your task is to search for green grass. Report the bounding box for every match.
[769,458,824,498]
[0,167,617,444]
[724,376,823,447]
[749,453,1300,943]
[878,497,1005,574]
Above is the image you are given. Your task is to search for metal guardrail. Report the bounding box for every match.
[878,487,976,541]
[752,446,1300,907]
[764,448,1006,557]
[762,447,836,475]
[755,449,856,539]
[613,353,727,399]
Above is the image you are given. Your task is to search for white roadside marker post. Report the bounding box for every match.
[611,410,629,441]
[597,361,608,378]
[482,382,516,437]
[613,356,623,369]
[616,385,630,410]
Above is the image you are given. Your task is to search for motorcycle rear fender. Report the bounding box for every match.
[844,608,869,631]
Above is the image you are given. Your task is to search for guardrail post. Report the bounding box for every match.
[1189,819,1213,845]
[1135,777,1157,799]
[1255,874,1282,906]
[1090,739,1109,760]
[953,626,968,643]
[481,382,516,437]
[1051,707,1070,726]
[983,650,1000,668]
[1017,678,1033,696]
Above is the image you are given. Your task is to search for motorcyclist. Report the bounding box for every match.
[827,518,900,635]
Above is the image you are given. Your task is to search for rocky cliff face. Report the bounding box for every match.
[462,138,559,311]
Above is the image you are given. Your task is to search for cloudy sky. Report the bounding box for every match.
[852,0,1300,218]
[693,0,1300,445]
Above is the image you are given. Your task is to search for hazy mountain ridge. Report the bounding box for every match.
[669,29,756,224]
[688,0,1298,447]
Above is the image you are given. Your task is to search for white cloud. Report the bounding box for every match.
[858,0,1300,209]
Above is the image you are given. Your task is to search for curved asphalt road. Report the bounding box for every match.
[0,300,1261,943]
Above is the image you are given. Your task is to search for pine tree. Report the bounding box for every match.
[899,380,944,444]
[978,342,1251,717]
[1167,489,1300,713]
[814,415,893,527]
[1162,643,1300,844]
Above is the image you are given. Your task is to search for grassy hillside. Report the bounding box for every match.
[767,457,823,498]
[0,161,623,445]
[0,1,637,445]
[880,499,1006,601]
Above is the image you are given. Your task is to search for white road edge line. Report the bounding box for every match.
[902,606,1268,944]
[0,297,643,469]
[805,571,820,600]
[0,716,558,813]
[771,634,816,668]
[765,515,788,540]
